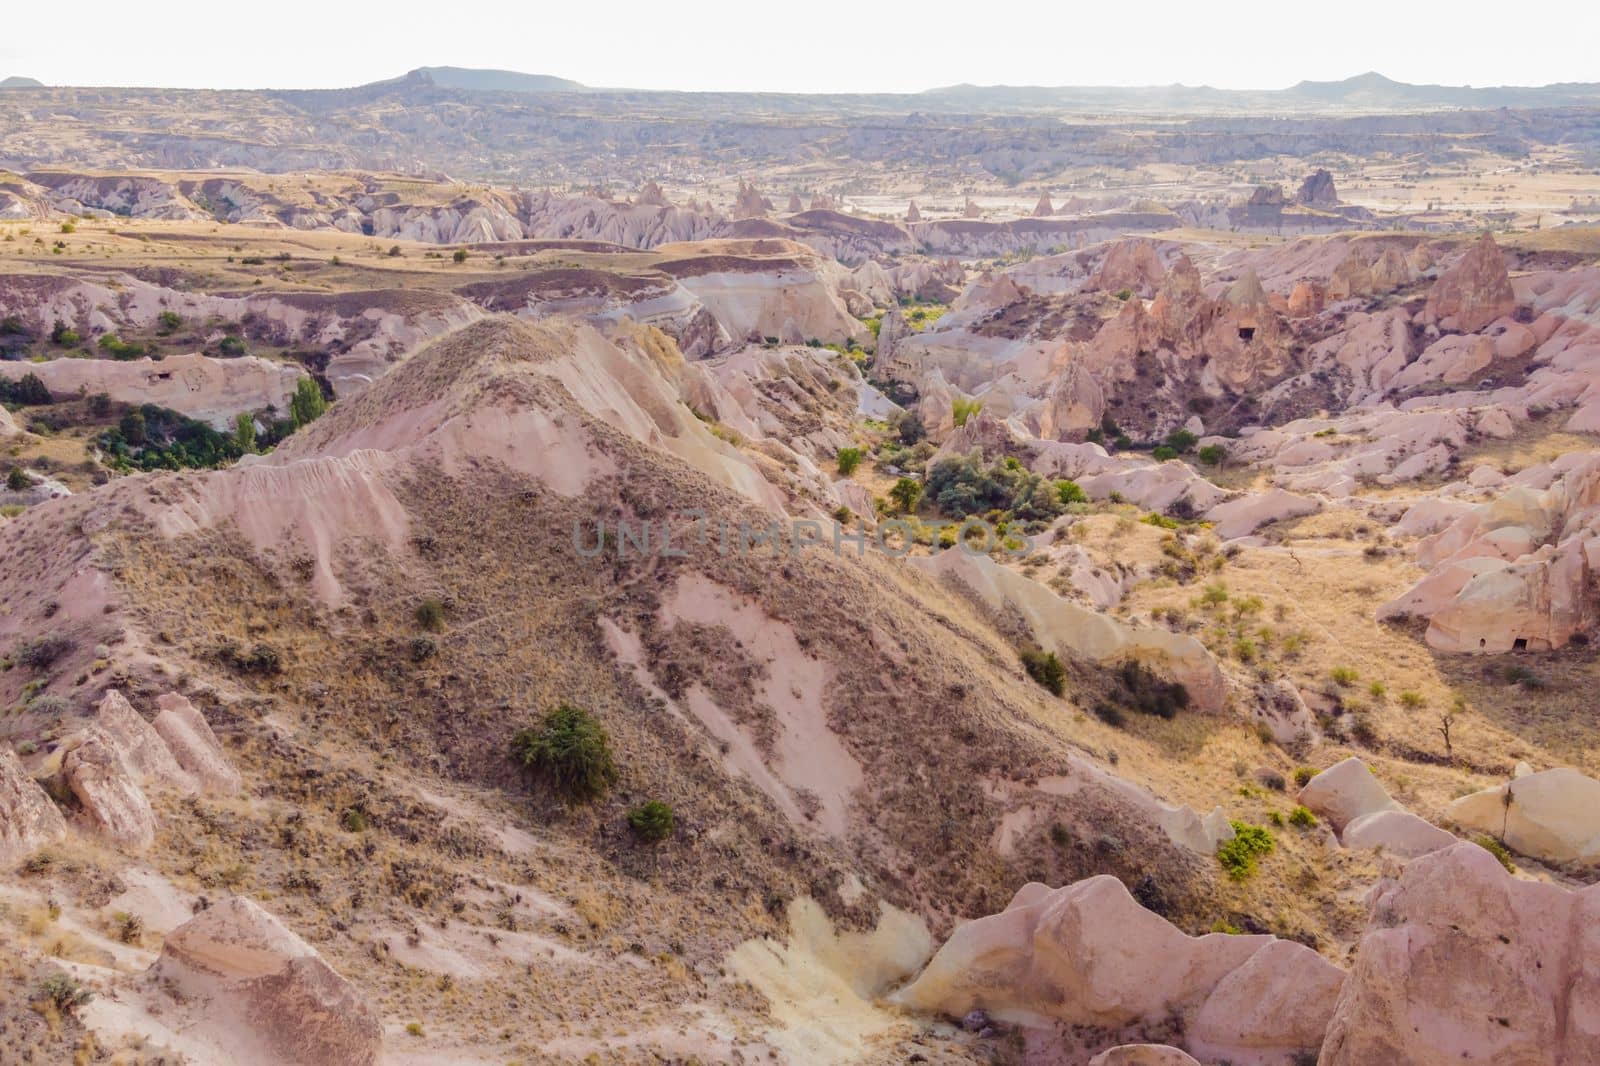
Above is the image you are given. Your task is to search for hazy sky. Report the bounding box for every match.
[3,0,1596,93]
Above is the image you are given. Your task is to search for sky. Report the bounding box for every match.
[3,0,1596,93]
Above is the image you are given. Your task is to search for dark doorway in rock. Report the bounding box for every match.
[1512,637,1528,651]
[1237,326,1256,341]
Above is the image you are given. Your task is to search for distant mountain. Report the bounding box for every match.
[395,67,587,94]
[0,76,44,89]
[920,72,1600,113]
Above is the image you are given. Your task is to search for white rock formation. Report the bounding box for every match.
[1446,767,1600,864]
[1,746,66,865]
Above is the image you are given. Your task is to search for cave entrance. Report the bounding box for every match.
[1237,326,1256,341]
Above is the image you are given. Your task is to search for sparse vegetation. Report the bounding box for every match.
[1020,646,1066,696]
[1217,820,1275,881]
[627,800,676,842]
[836,446,863,476]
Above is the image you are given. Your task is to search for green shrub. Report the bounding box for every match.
[1288,805,1318,828]
[510,704,618,802]
[1330,666,1359,687]
[1092,701,1125,727]
[1117,659,1190,719]
[218,335,248,357]
[452,248,468,263]
[836,447,863,476]
[1398,690,1425,709]
[157,310,182,332]
[6,466,34,492]
[97,333,145,359]
[1197,444,1227,466]
[36,973,92,1015]
[1020,647,1066,696]
[888,477,923,514]
[1163,429,1199,453]
[415,598,445,631]
[1217,820,1275,881]
[1293,766,1316,788]
[1474,834,1516,873]
[951,397,983,427]
[50,320,80,346]
[14,634,74,670]
[340,807,368,833]
[627,800,675,842]
[234,413,257,454]
[1152,445,1178,461]
[1055,479,1086,505]
[926,448,1066,522]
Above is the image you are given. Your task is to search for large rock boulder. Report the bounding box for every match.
[1319,842,1600,1065]
[153,693,242,796]
[151,896,383,1066]
[1297,757,1399,833]
[1445,767,1600,864]
[891,876,1342,1063]
[1,746,65,865]
[1204,488,1319,540]
[1088,1046,1200,1066]
[60,726,157,849]
[1295,169,1338,206]
[1423,233,1516,333]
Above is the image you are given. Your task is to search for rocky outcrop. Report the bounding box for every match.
[60,726,157,850]
[637,181,669,207]
[1,746,65,866]
[1204,488,1319,539]
[734,180,770,218]
[1032,191,1054,217]
[1088,238,1165,298]
[906,200,921,222]
[1295,169,1338,206]
[1446,767,1600,864]
[1319,842,1600,1065]
[151,896,383,1066]
[1423,233,1516,333]
[892,876,1343,1063]
[0,352,306,430]
[153,693,242,796]
[1297,757,1399,833]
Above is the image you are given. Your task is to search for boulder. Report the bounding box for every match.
[1204,488,1319,540]
[1445,767,1600,864]
[1,746,66,865]
[1423,233,1516,333]
[1088,1046,1200,1066]
[1296,757,1399,833]
[60,725,157,849]
[1319,842,1600,1065]
[153,693,242,796]
[891,876,1341,1062]
[152,896,383,1066]
[1341,809,1457,859]
[94,690,193,791]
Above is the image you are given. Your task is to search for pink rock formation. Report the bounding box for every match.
[1297,757,1399,833]
[1089,238,1166,298]
[61,726,157,849]
[1088,1047,1200,1066]
[963,196,981,219]
[153,692,243,796]
[785,192,803,214]
[152,896,384,1066]
[905,200,921,222]
[1424,233,1516,332]
[892,876,1342,1063]
[1,746,65,865]
[1320,842,1600,1065]
[733,180,770,219]
[95,689,192,790]
[636,181,669,207]
[1032,191,1054,217]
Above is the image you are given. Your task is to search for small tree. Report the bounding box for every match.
[6,466,34,492]
[119,409,147,446]
[290,378,327,428]
[1197,444,1227,467]
[510,705,618,802]
[889,477,923,514]
[1055,479,1086,505]
[1020,647,1065,696]
[234,413,257,454]
[836,447,863,476]
[452,248,469,264]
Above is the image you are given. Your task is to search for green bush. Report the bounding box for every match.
[627,800,675,842]
[926,448,1066,522]
[889,477,923,514]
[510,704,618,802]
[157,310,182,332]
[452,248,469,263]
[36,973,92,1015]
[1217,820,1274,880]
[1292,766,1317,788]
[1163,429,1199,453]
[1330,666,1359,688]
[50,320,80,346]
[6,466,34,492]
[1,371,52,406]
[1055,479,1086,505]
[99,404,245,471]
[1288,805,1317,828]
[836,447,863,476]
[97,334,145,359]
[951,396,984,427]
[1152,445,1178,461]
[1020,647,1065,696]
[1197,444,1227,466]
[415,598,445,631]
[218,335,248,357]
